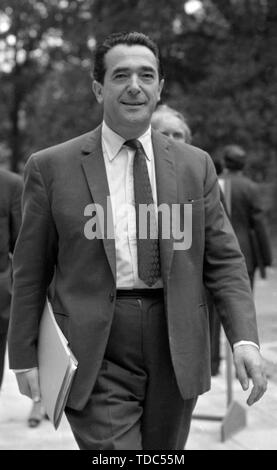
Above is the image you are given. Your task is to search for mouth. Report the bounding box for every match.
[120,102,145,107]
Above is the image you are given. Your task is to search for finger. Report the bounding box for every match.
[247,376,267,406]
[235,362,249,391]
[27,370,41,402]
[247,386,262,406]
[16,373,32,398]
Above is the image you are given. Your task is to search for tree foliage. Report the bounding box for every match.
[0,0,95,169]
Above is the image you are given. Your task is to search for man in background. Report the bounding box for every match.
[0,169,22,391]
[151,104,192,144]
[0,168,46,427]
[222,144,272,289]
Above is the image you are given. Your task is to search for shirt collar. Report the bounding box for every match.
[102,121,152,162]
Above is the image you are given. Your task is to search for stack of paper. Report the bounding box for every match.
[38,300,78,429]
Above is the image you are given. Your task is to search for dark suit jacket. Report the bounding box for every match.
[8,127,259,410]
[224,172,272,275]
[0,169,22,332]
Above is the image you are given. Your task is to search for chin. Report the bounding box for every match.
[125,110,149,123]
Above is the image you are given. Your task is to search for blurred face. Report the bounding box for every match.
[93,44,164,139]
[152,113,190,143]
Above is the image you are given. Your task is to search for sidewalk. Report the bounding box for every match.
[187,364,277,450]
[0,269,276,450]
[0,361,78,450]
[187,267,277,450]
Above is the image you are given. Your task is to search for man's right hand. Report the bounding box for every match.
[15,367,41,402]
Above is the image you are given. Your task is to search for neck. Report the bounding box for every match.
[104,120,150,140]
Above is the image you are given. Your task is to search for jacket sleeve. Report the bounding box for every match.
[203,154,259,347]
[8,155,58,369]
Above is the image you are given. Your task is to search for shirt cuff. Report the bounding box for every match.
[233,341,259,350]
[13,368,36,373]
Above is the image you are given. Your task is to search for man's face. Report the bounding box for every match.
[93,44,164,138]
[152,114,189,143]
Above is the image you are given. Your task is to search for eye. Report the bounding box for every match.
[143,73,154,79]
[114,73,128,80]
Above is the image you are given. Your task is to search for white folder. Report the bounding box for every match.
[38,300,78,429]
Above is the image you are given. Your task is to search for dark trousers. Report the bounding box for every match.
[0,272,11,390]
[0,327,7,389]
[66,292,197,450]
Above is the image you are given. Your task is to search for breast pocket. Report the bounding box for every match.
[172,199,204,251]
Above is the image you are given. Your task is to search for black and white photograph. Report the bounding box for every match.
[0,0,276,452]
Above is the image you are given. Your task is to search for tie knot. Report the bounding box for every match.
[125,139,143,152]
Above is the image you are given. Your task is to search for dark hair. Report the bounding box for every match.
[92,31,164,83]
[223,144,247,171]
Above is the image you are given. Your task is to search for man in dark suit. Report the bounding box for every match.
[0,169,22,389]
[222,144,272,289]
[8,32,267,450]
[0,169,45,426]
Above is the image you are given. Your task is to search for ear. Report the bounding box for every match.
[92,80,104,104]
[157,78,165,102]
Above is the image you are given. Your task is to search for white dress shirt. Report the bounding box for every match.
[102,121,163,289]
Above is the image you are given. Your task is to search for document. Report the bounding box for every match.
[38,300,78,429]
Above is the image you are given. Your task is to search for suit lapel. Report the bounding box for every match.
[152,131,177,284]
[81,126,116,282]
[80,127,177,286]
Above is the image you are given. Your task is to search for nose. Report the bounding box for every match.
[127,74,141,95]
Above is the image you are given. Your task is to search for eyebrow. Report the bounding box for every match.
[112,66,156,76]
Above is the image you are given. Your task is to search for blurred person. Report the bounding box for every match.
[151,104,192,143]
[8,32,267,450]
[0,169,22,391]
[222,144,272,289]
[0,168,45,428]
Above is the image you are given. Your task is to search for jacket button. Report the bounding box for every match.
[109,292,115,302]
